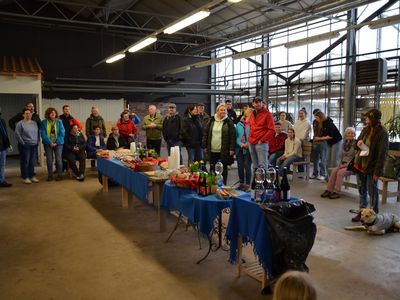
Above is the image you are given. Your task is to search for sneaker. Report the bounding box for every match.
[321,190,331,198]
[0,181,12,187]
[23,178,32,184]
[310,175,318,180]
[317,175,327,181]
[329,192,340,199]
[352,212,361,222]
[47,177,54,182]
[76,174,85,181]
[30,177,39,183]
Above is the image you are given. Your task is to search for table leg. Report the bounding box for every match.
[237,235,243,277]
[165,212,182,243]
[262,272,268,290]
[102,175,109,192]
[147,182,153,205]
[121,187,129,208]
[153,182,167,232]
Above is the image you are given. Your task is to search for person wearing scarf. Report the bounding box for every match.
[321,127,356,199]
[352,109,388,222]
[202,104,235,185]
[41,107,65,181]
[235,108,253,189]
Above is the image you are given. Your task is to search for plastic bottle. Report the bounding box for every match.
[215,160,224,187]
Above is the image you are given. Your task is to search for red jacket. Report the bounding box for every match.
[117,119,137,139]
[248,107,275,145]
[269,132,287,154]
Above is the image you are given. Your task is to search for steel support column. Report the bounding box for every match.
[343,9,357,130]
[262,34,270,102]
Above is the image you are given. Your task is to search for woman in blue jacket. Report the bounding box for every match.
[235,108,253,188]
[41,107,65,181]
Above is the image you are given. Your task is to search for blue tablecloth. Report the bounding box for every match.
[161,181,232,236]
[97,157,148,203]
[225,194,299,277]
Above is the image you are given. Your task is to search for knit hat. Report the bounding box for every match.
[365,108,382,122]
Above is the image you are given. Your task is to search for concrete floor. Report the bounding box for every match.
[1,153,400,300]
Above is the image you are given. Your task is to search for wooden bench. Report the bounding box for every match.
[292,140,312,182]
[342,150,400,204]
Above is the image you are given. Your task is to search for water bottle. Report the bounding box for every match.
[215,160,224,187]
[253,166,265,203]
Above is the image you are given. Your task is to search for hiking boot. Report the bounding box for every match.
[55,176,63,181]
[321,190,331,198]
[47,176,54,182]
[329,192,340,199]
[0,181,12,187]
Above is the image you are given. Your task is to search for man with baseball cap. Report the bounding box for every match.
[248,96,275,168]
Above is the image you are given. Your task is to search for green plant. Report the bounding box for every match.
[385,114,400,141]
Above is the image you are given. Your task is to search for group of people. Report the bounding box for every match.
[0,99,390,222]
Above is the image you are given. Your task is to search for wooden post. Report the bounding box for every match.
[121,187,129,208]
[102,175,109,192]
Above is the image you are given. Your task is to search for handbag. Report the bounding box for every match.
[347,157,356,173]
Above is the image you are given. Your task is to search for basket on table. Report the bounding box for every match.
[133,161,157,172]
[170,175,198,189]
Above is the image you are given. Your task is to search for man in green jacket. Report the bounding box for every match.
[85,106,106,137]
[142,105,163,155]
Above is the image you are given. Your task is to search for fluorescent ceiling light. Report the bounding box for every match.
[192,58,222,68]
[164,10,210,34]
[128,36,157,53]
[231,47,269,59]
[228,0,242,2]
[368,15,400,29]
[105,53,125,64]
[169,66,191,74]
[284,32,340,48]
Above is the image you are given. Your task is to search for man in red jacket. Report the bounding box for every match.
[248,97,275,168]
[269,122,287,166]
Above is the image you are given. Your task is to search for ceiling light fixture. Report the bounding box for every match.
[192,58,222,68]
[231,47,269,59]
[128,36,157,53]
[169,66,191,74]
[105,53,126,64]
[284,31,340,48]
[228,0,242,3]
[368,14,400,29]
[164,10,210,34]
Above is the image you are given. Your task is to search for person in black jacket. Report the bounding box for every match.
[0,106,12,187]
[162,103,184,163]
[182,105,203,164]
[107,126,127,150]
[64,124,86,181]
[225,99,238,124]
[202,104,236,184]
[311,110,342,181]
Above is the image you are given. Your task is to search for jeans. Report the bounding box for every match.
[237,150,252,184]
[277,155,302,176]
[167,141,183,164]
[0,149,6,183]
[44,144,63,178]
[357,172,379,213]
[20,144,37,179]
[248,143,269,168]
[187,147,203,165]
[269,150,284,167]
[312,141,328,177]
[146,139,161,155]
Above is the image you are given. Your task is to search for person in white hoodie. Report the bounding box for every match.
[202,104,235,184]
[277,128,302,175]
[293,108,311,141]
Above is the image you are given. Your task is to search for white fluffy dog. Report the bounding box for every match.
[360,208,400,235]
